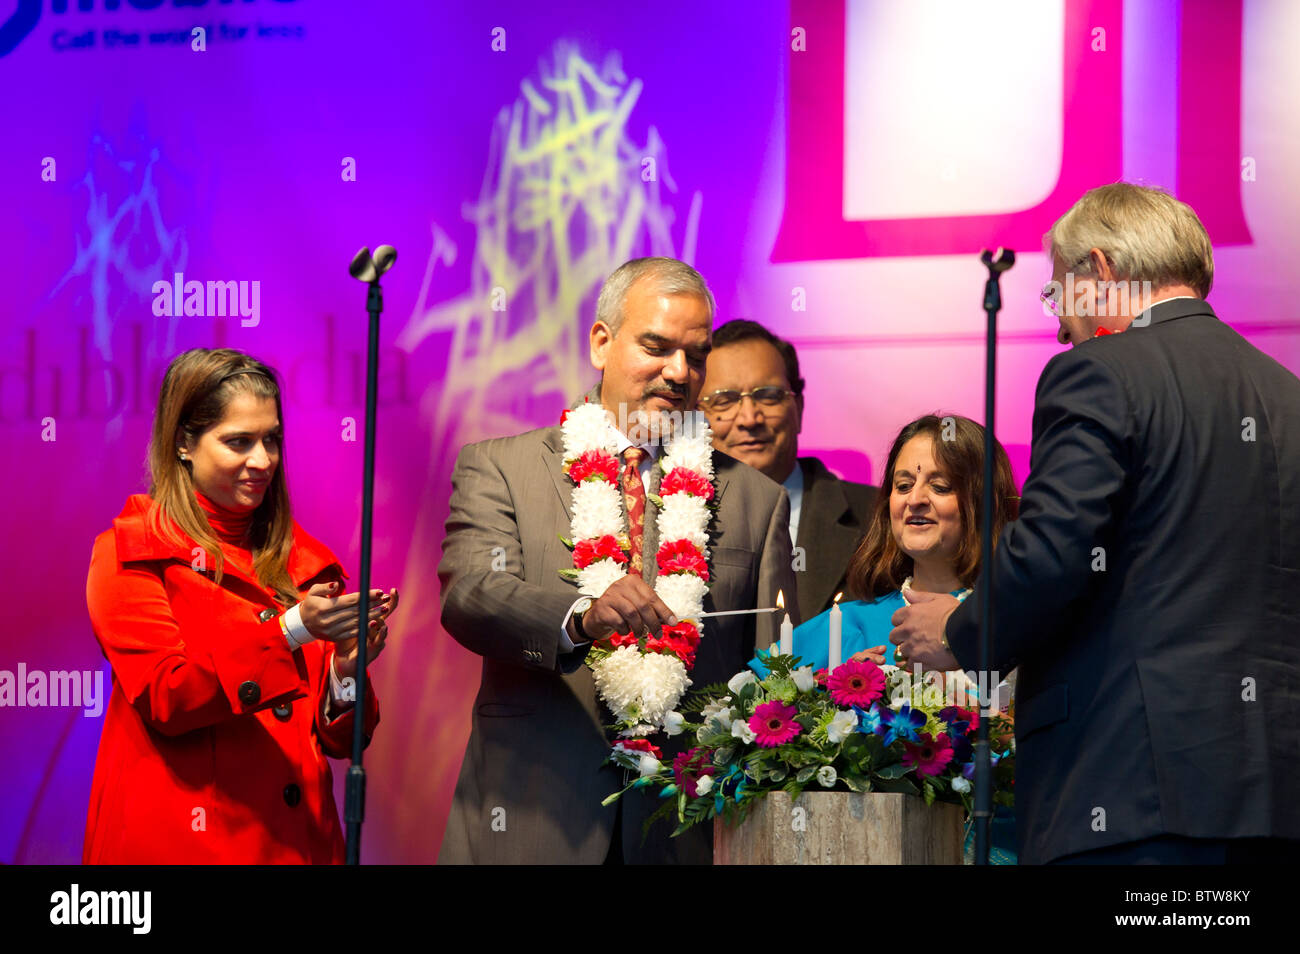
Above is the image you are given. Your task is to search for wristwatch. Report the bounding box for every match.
[572,597,594,641]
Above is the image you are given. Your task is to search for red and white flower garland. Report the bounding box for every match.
[558,402,717,739]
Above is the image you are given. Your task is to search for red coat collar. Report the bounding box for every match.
[111,494,346,587]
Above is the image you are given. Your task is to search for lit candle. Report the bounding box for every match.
[777,589,793,657]
[828,591,843,670]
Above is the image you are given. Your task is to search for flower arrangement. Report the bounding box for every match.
[557,402,718,743]
[603,651,1016,836]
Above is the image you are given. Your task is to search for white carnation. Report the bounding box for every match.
[827,708,859,744]
[663,711,685,736]
[726,671,756,695]
[731,718,756,744]
[591,646,691,729]
[638,754,662,777]
[570,480,624,540]
[700,696,733,721]
[952,776,971,794]
[577,558,626,598]
[655,494,711,548]
[816,765,838,788]
[655,572,707,620]
[792,667,816,693]
[562,403,615,457]
[695,774,715,796]
[662,427,715,480]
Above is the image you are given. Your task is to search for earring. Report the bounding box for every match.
[177,450,187,461]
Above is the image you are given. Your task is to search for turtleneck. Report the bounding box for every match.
[194,490,255,548]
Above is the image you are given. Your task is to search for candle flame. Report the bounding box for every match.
[776,590,785,609]
[834,591,843,604]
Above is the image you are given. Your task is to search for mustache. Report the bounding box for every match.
[642,384,689,401]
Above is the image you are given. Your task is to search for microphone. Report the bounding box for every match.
[349,245,398,283]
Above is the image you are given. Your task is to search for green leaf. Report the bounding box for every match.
[557,568,580,582]
[558,535,575,549]
[842,772,871,793]
[923,780,936,806]
[875,762,911,780]
[647,492,666,509]
[795,766,817,784]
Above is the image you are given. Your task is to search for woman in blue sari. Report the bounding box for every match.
[751,413,1020,862]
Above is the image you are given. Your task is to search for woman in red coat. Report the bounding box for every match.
[84,348,398,864]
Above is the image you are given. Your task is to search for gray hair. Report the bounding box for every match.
[1045,183,1214,298]
[595,257,716,336]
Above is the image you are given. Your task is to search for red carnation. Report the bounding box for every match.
[660,467,715,500]
[604,631,639,650]
[647,620,701,669]
[656,538,709,581]
[617,738,663,760]
[568,450,619,483]
[573,534,628,569]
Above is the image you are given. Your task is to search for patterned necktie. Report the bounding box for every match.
[621,446,647,574]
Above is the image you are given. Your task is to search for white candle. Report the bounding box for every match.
[828,592,843,670]
[779,613,793,658]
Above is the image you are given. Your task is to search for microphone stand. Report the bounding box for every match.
[344,245,396,865]
[974,247,1014,865]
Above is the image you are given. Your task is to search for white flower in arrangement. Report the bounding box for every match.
[570,480,624,540]
[663,711,685,736]
[731,719,756,744]
[792,667,816,693]
[952,776,971,794]
[638,754,662,777]
[700,697,732,723]
[695,774,715,796]
[578,558,626,598]
[655,572,707,620]
[561,403,616,457]
[620,723,656,738]
[816,765,838,788]
[726,671,756,695]
[826,709,859,744]
[591,646,692,729]
[656,495,711,549]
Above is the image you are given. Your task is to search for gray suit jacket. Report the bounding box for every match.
[437,410,797,864]
[794,456,877,617]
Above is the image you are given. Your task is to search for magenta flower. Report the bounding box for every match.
[827,659,886,708]
[750,700,802,747]
[902,732,955,777]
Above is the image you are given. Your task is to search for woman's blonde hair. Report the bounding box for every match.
[147,348,298,606]
[1045,183,1214,298]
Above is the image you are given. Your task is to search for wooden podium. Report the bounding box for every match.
[713,791,965,865]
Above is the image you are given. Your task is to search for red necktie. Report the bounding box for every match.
[621,447,647,574]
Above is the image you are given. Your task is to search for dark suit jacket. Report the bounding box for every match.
[437,409,797,864]
[793,456,877,617]
[946,298,1300,864]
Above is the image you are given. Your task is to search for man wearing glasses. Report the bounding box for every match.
[699,320,877,617]
[890,183,1300,864]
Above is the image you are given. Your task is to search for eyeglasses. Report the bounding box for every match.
[1040,255,1099,317]
[699,386,795,416]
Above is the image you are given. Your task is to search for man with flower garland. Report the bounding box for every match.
[438,257,799,865]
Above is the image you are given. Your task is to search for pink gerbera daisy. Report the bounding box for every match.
[749,700,802,747]
[902,732,954,777]
[826,659,886,707]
